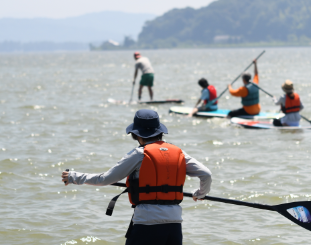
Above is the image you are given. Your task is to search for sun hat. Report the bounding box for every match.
[134,51,141,58]
[126,109,168,138]
[282,80,294,93]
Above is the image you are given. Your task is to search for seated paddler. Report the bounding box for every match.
[227,60,260,118]
[273,80,304,127]
[188,78,218,117]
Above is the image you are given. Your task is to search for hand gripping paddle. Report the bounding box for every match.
[109,182,311,232]
[64,169,69,185]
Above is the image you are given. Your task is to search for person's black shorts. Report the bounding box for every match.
[273,119,282,127]
[126,223,182,245]
[228,108,250,118]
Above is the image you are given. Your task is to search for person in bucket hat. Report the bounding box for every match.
[273,80,304,126]
[62,109,212,245]
[126,109,168,138]
[133,52,155,101]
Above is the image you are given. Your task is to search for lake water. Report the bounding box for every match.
[1,48,311,245]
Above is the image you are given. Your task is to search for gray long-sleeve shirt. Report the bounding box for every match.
[68,141,212,225]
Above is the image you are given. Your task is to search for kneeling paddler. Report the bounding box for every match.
[227,60,260,118]
[188,78,218,117]
[62,109,212,245]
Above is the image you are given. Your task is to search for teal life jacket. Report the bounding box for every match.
[241,83,259,106]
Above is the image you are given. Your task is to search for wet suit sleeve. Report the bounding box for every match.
[183,150,212,199]
[68,148,144,186]
[253,74,259,84]
[274,95,285,106]
[200,89,210,101]
[229,86,248,97]
[300,99,304,110]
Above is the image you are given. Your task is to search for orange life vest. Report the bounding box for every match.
[204,85,218,105]
[282,93,301,114]
[126,141,186,205]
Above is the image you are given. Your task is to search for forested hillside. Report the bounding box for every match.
[138,0,311,48]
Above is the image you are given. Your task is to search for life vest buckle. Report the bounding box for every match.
[161,184,169,193]
[145,185,150,194]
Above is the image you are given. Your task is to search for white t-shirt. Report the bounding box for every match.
[135,57,154,74]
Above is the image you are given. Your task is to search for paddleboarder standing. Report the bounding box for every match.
[273,80,304,126]
[227,60,260,118]
[133,52,154,101]
[61,109,212,245]
[188,78,218,117]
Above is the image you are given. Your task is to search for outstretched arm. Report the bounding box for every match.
[61,148,144,186]
[194,98,201,107]
[183,151,212,201]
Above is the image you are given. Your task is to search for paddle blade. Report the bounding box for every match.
[275,201,311,232]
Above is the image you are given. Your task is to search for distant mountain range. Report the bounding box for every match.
[2,0,311,52]
[0,11,156,43]
[138,0,311,48]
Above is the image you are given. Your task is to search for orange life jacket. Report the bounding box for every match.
[281,93,301,114]
[204,85,218,105]
[126,141,186,205]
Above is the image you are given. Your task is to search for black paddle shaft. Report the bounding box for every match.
[129,84,135,103]
[207,50,266,107]
[110,182,311,232]
[110,182,274,211]
[250,82,274,98]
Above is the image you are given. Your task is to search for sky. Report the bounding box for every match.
[0,0,216,19]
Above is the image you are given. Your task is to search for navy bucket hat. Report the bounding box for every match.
[126,109,168,138]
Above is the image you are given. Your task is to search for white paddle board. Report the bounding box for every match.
[230,117,311,129]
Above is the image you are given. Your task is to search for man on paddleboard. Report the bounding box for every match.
[227,60,260,118]
[61,109,212,245]
[273,80,304,126]
[188,78,218,117]
[133,52,154,101]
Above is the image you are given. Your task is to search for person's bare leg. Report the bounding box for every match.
[148,86,153,101]
[138,85,143,100]
[188,108,198,117]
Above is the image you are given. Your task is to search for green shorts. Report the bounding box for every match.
[140,73,154,87]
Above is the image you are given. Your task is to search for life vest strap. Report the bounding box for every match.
[106,188,128,216]
[106,185,183,216]
[137,200,182,205]
[283,105,301,113]
[138,184,183,194]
